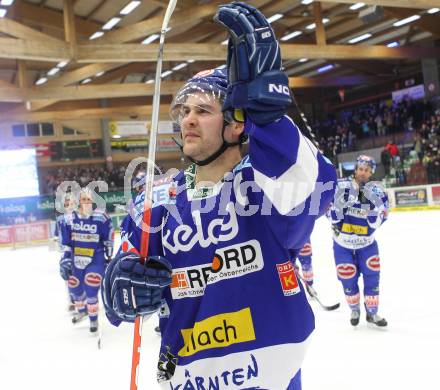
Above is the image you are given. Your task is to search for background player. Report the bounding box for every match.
[328,155,388,327]
[59,188,114,332]
[54,192,76,312]
[132,170,146,195]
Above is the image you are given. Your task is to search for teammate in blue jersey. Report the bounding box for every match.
[102,3,336,388]
[327,155,388,327]
[54,193,75,246]
[59,188,114,332]
[54,193,76,312]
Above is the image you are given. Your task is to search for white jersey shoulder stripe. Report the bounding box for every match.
[253,118,319,215]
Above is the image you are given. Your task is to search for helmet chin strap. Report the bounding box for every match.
[173,120,243,166]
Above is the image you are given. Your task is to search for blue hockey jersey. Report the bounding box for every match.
[61,210,114,267]
[327,178,389,249]
[119,116,336,389]
[54,212,74,251]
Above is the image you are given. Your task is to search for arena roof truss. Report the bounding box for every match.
[0,0,439,123]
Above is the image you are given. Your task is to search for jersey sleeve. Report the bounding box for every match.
[118,192,165,258]
[365,184,389,229]
[101,214,115,259]
[245,115,337,249]
[54,217,60,238]
[59,215,73,258]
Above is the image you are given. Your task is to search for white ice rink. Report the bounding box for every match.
[1,210,439,390]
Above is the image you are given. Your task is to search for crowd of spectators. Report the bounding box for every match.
[41,165,127,195]
[40,163,166,195]
[411,110,440,184]
[39,98,439,194]
[379,109,440,186]
[314,97,433,163]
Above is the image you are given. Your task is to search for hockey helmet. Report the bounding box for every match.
[170,67,244,125]
[132,171,146,190]
[170,68,227,123]
[356,154,376,174]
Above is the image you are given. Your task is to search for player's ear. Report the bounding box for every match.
[230,121,244,139]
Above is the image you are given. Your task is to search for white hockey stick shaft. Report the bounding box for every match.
[144,0,178,201]
[130,1,178,390]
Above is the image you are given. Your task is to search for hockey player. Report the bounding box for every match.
[328,155,388,327]
[54,192,75,247]
[132,170,146,194]
[59,188,114,332]
[102,3,336,389]
[54,193,76,312]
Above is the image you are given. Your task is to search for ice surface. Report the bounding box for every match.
[1,211,439,390]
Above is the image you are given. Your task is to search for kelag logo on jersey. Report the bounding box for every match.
[178,308,255,357]
[72,221,97,234]
[170,240,264,300]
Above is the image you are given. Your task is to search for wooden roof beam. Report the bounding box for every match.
[0,18,65,45]
[319,0,440,9]
[0,38,68,62]
[2,41,440,63]
[76,43,440,62]
[24,63,123,112]
[0,105,171,123]
[17,61,27,88]
[63,0,77,60]
[0,85,26,102]
[92,1,225,44]
[383,7,440,37]
[0,75,388,103]
[314,2,327,45]
[14,1,99,38]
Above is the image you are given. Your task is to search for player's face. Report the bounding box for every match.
[64,197,75,212]
[355,165,373,184]
[180,94,225,161]
[79,193,93,215]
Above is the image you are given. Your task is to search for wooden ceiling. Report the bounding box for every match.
[0,0,439,123]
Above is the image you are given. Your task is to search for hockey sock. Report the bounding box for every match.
[345,292,360,311]
[301,266,314,286]
[364,295,379,315]
[87,296,99,321]
[74,292,87,314]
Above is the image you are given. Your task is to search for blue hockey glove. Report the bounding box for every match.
[59,254,72,281]
[102,252,172,324]
[214,2,292,125]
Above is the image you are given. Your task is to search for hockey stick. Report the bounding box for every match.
[97,307,103,349]
[130,1,178,390]
[297,273,340,311]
